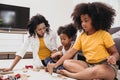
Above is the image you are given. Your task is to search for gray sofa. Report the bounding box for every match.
[109,27,120,69]
[109,27,120,53]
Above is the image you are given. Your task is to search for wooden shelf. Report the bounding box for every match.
[0,52,32,59]
[0,30,27,34]
[0,52,32,54]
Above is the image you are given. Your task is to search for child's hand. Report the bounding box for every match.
[51,51,63,62]
[51,51,62,58]
[107,56,117,65]
[47,62,56,75]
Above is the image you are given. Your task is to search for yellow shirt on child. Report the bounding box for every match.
[73,30,115,63]
[38,38,51,60]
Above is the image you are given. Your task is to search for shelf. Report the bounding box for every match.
[0,30,27,34]
[0,52,32,59]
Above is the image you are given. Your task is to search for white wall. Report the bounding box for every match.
[0,0,74,52]
[0,0,74,31]
[0,0,120,52]
[73,0,120,28]
[0,0,120,31]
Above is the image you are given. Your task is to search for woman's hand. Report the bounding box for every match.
[0,68,4,71]
[47,62,56,75]
[2,68,12,72]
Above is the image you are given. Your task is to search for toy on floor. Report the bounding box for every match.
[0,73,20,80]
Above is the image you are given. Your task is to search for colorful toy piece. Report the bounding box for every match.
[25,65,33,69]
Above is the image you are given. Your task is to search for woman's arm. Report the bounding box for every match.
[50,30,58,51]
[9,55,21,70]
[3,55,21,71]
[3,36,31,71]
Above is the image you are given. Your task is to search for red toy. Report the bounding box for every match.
[15,73,21,79]
[25,65,33,69]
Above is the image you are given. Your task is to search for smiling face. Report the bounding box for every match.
[80,14,96,35]
[35,22,47,37]
[59,33,72,47]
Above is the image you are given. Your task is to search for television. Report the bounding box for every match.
[0,3,30,32]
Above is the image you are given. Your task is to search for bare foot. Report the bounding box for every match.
[57,70,70,77]
[58,70,102,80]
[0,74,3,78]
[47,63,55,75]
[57,74,67,80]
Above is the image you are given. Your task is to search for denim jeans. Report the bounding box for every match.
[44,57,64,72]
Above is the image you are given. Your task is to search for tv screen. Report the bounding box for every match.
[0,3,30,31]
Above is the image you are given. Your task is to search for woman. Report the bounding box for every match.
[3,14,58,71]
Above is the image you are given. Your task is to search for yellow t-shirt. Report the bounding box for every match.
[38,38,51,60]
[73,30,115,63]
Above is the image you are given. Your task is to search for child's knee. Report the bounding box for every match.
[63,60,72,68]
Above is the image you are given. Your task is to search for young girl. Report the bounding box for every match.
[45,23,77,72]
[52,23,77,60]
[47,2,119,80]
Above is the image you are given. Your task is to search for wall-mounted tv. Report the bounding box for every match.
[0,3,30,31]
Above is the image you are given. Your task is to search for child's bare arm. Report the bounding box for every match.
[107,45,119,64]
[51,51,63,58]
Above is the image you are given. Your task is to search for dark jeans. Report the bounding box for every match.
[41,60,47,66]
[44,57,64,72]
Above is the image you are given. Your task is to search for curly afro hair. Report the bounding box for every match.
[57,23,77,40]
[27,14,50,37]
[71,2,116,31]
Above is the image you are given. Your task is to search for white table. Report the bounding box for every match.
[0,59,75,80]
[1,59,120,80]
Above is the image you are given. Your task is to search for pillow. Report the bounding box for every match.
[109,27,120,34]
[114,38,120,53]
[112,30,120,39]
